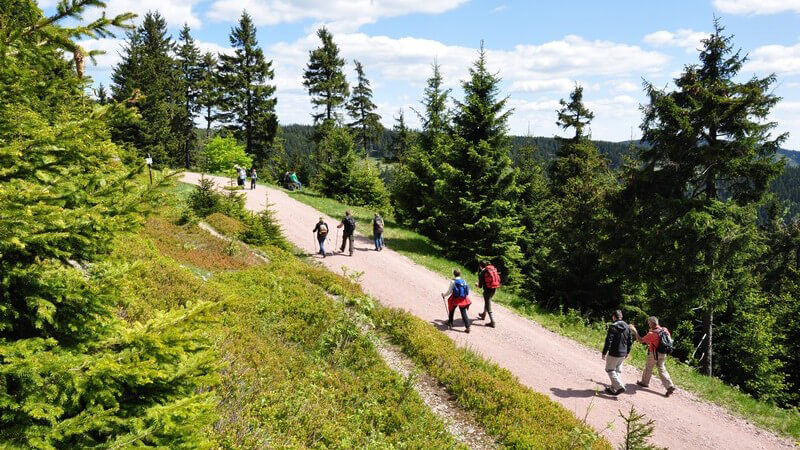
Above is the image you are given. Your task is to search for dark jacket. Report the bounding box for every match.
[342,216,356,235]
[602,320,633,357]
[313,221,329,237]
[373,216,384,234]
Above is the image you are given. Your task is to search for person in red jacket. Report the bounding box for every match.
[633,316,676,397]
[476,261,500,328]
[441,269,471,333]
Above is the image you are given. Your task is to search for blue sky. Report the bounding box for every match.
[58,0,800,148]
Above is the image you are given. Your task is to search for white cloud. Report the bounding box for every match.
[491,5,509,13]
[207,0,468,28]
[84,0,204,29]
[77,38,127,72]
[509,78,574,93]
[643,29,708,53]
[744,42,800,74]
[713,0,800,15]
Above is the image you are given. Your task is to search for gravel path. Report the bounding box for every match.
[182,173,795,450]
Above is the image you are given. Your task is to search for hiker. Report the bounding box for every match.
[336,210,356,256]
[372,213,384,251]
[312,216,329,258]
[250,167,258,190]
[441,269,471,333]
[476,261,500,328]
[236,166,246,187]
[632,316,676,397]
[601,309,633,395]
[290,170,302,191]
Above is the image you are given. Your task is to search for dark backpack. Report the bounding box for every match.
[343,217,356,234]
[374,217,384,233]
[452,278,469,298]
[656,328,674,355]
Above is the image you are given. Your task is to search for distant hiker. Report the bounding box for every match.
[283,171,293,190]
[441,269,471,333]
[633,316,676,397]
[373,213,384,251]
[476,261,500,328]
[337,210,356,256]
[312,216,329,258]
[236,166,246,187]
[601,309,633,395]
[250,167,258,190]
[290,170,302,191]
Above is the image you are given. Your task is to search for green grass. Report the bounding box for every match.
[287,186,800,441]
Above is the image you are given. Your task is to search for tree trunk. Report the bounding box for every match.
[702,307,713,376]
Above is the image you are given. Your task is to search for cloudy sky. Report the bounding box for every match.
[53,0,800,148]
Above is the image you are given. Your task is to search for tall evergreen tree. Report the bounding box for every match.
[620,21,786,397]
[543,85,617,313]
[388,108,415,161]
[415,61,451,150]
[110,11,184,167]
[515,144,553,294]
[217,11,278,166]
[432,45,524,282]
[346,60,383,155]
[0,1,216,445]
[95,83,108,104]
[198,51,220,137]
[303,27,349,128]
[176,23,202,168]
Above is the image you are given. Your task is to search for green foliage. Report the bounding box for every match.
[198,135,252,174]
[303,27,349,126]
[386,108,416,161]
[346,60,383,155]
[557,84,594,140]
[314,127,391,209]
[618,406,664,450]
[217,11,279,167]
[175,24,202,168]
[197,51,221,138]
[0,2,216,446]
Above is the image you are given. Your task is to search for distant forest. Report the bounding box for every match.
[280,124,800,219]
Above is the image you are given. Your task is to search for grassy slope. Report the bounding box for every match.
[287,187,800,440]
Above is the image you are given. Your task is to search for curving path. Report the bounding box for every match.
[182,172,794,450]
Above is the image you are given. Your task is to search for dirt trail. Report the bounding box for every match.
[182,173,794,450]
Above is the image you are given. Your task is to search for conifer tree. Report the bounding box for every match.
[433,45,523,282]
[198,51,221,137]
[621,21,786,396]
[346,60,383,155]
[111,11,184,166]
[515,144,553,293]
[543,85,617,312]
[0,1,216,445]
[388,108,415,161]
[217,11,279,166]
[95,83,108,104]
[416,61,451,150]
[303,27,349,130]
[176,23,202,168]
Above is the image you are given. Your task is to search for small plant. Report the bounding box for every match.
[618,406,665,450]
[188,177,221,217]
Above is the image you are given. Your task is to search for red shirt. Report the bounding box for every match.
[641,327,669,354]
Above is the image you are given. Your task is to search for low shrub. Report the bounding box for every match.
[205,212,246,237]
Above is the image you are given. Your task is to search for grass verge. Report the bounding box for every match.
[287,186,800,441]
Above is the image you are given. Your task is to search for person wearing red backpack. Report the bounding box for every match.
[441,269,471,333]
[633,316,676,397]
[476,261,500,328]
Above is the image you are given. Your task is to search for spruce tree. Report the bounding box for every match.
[110,11,184,167]
[515,144,553,294]
[176,23,202,168]
[217,11,279,167]
[346,60,383,156]
[388,108,415,161]
[0,1,216,445]
[433,45,523,282]
[303,27,349,129]
[621,20,786,396]
[416,61,451,150]
[198,51,221,137]
[544,85,617,313]
[95,83,108,104]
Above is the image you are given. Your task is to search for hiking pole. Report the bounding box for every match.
[313,233,317,254]
[335,230,339,253]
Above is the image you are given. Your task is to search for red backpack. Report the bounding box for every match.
[483,265,501,289]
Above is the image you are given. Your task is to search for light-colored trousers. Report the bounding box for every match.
[642,352,674,389]
[605,355,626,391]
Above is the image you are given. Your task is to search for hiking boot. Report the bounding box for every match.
[604,387,618,396]
[665,386,676,397]
[487,321,496,328]
[636,380,649,388]
[447,321,453,330]
[616,388,626,395]
[477,312,486,320]
[465,327,470,334]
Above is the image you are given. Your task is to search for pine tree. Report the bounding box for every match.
[416,61,451,150]
[110,11,185,167]
[388,108,415,161]
[303,27,349,130]
[95,83,108,104]
[0,1,216,445]
[346,60,383,156]
[176,23,202,168]
[198,51,221,137]
[433,45,523,282]
[618,406,665,450]
[217,11,279,167]
[544,85,617,313]
[621,20,786,396]
[515,144,553,293]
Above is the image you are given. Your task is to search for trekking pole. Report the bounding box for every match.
[335,230,339,253]
[313,233,317,254]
